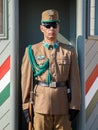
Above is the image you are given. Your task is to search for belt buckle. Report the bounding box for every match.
[49,82,56,87]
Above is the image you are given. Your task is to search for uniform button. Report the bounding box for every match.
[49,45,53,50]
[52,73,56,77]
[51,54,55,58]
[52,63,55,67]
[63,60,66,64]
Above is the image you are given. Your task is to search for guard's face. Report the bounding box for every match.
[40,22,60,40]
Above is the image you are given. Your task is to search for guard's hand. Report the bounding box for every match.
[23,109,31,123]
[69,109,79,121]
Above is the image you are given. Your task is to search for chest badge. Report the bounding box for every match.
[36,55,46,60]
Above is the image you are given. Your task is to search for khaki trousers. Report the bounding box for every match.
[33,112,72,130]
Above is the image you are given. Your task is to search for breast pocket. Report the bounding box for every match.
[57,58,71,75]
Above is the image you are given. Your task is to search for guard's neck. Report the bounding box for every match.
[44,38,57,45]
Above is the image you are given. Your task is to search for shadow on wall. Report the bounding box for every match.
[57,33,72,45]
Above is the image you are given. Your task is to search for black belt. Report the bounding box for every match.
[37,81,66,88]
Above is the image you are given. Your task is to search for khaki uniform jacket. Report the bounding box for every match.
[21,41,81,115]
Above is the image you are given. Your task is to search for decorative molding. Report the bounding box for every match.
[0,0,8,39]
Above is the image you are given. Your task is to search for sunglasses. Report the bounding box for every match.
[42,23,58,29]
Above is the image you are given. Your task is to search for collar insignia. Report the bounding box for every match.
[44,42,59,50]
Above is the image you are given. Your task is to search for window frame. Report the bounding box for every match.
[86,0,98,39]
[0,0,8,39]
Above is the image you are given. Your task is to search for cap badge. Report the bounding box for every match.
[48,10,54,20]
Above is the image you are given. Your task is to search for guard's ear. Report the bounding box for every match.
[40,24,44,33]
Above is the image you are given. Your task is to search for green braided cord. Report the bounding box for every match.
[28,45,49,77]
[28,45,37,73]
[34,66,48,77]
[28,45,49,69]
[28,45,50,81]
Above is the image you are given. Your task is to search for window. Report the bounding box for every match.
[87,0,98,38]
[95,0,98,35]
[0,0,3,34]
[0,0,8,39]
